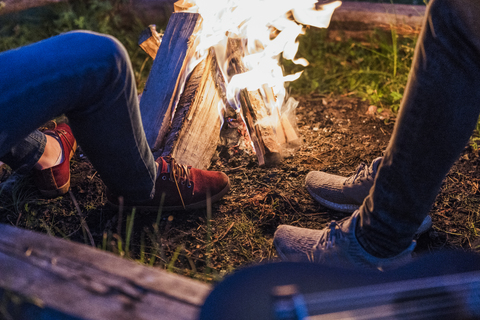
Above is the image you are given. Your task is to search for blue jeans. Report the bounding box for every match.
[0,31,156,201]
[357,0,480,256]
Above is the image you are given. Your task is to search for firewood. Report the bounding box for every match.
[140,12,203,152]
[138,24,162,59]
[226,39,282,167]
[174,0,195,13]
[158,48,223,169]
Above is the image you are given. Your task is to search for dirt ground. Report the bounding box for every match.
[1,93,479,280]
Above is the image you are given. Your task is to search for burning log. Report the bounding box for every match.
[139,12,224,170]
[140,12,203,153]
[159,48,223,169]
[226,39,302,167]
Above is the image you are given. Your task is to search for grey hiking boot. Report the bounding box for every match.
[305,157,383,213]
[273,210,416,271]
[305,157,432,238]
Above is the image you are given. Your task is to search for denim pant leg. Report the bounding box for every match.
[0,31,156,201]
[357,0,480,256]
[0,130,46,175]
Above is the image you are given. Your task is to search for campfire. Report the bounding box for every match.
[138,0,342,169]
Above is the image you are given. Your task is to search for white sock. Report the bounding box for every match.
[49,134,64,166]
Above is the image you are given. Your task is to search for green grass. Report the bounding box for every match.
[0,0,155,90]
[284,27,417,113]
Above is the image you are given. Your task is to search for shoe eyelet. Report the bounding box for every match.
[187,184,192,188]
[181,181,185,185]
[162,176,167,180]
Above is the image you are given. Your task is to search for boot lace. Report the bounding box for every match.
[165,156,192,209]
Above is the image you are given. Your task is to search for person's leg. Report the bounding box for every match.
[0,31,156,201]
[356,0,480,257]
[274,0,480,269]
[0,130,46,175]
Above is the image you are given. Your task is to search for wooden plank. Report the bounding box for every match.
[159,48,223,169]
[140,12,203,152]
[0,224,211,320]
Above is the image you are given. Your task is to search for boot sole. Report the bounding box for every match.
[306,185,360,213]
[108,181,231,211]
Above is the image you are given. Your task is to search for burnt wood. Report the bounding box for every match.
[138,24,162,59]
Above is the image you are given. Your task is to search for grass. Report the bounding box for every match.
[0,0,156,90]
[283,26,418,113]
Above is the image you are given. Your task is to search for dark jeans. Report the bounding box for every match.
[358,0,480,256]
[0,31,156,201]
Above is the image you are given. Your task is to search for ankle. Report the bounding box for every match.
[34,134,63,170]
[354,221,405,259]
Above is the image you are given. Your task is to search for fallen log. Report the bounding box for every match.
[0,224,211,320]
[0,0,63,15]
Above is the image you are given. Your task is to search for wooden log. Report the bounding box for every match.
[0,0,63,15]
[227,39,282,167]
[140,12,203,152]
[0,224,211,320]
[138,25,162,59]
[331,2,426,29]
[158,48,223,169]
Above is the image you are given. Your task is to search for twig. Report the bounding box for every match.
[217,222,235,242]
[69,190,95,247]
[223,165,247,173]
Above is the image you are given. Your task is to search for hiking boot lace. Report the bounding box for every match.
[165,156,192,209]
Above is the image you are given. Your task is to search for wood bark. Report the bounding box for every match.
[140,12,203,152]
[0,224,211,320]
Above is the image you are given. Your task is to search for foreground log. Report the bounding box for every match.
[0,224,211,320]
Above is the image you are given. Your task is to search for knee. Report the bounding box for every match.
[62,30,129,64]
